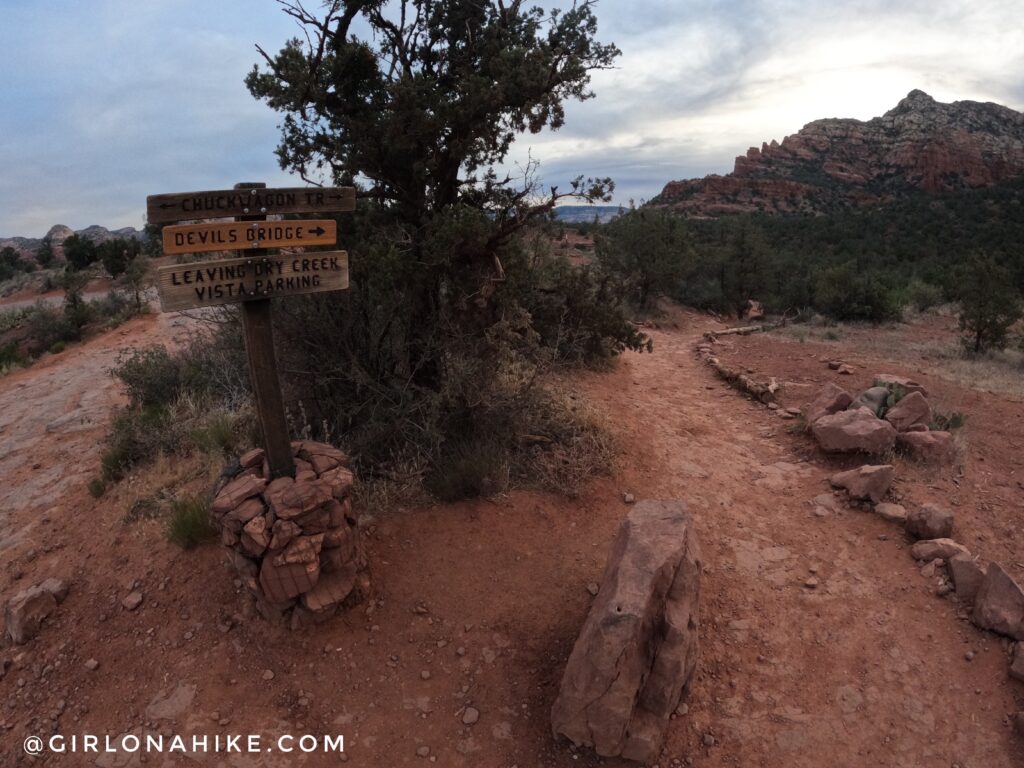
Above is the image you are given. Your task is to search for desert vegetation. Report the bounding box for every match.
[101,0,650,506]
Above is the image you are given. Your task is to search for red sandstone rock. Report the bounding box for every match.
[973,563,1024,640]
[4,580,67,644]
[212,474,267,514]
[802,383,854,426]
[910,539,969,561]
[884,391,931,432]
[829,464,894,503]
[239,448,265,470]
[948,553,986,604]
[652,91,1024,217]
[551,500,701,763]
[301,565,358,612]
[906,503,954,540]
[898,430,954,464]
[811,408,897,454]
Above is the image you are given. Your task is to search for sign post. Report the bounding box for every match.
[146,181,356,479]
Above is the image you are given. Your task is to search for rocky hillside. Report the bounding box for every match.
[0,224,146,263]
[653,90,1024,216]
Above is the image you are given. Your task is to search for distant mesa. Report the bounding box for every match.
[652,90,1024,216]
[0,224,147,265]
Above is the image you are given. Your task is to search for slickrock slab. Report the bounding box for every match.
[552,500,701,763]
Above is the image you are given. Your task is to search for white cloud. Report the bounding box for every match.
[0,0,1022,234]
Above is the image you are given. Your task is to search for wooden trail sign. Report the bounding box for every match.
[146,186,355,225]
[148,181,355,479]
[157,251,349,312]
[162,219,337,255]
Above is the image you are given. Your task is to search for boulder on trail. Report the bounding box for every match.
[905,503,954,540]
[874,503,907,524]
[884,391,931,432]
[828,465,894,503]
[802,383,853,426]
[910,539,969,561]
[972,563,1024,640]
[811,408,897,454]
[551,500,701,764]
[1011,643,1024,682]
[948,553,986,604]
[898,430,954,464]
[849,387,891,417]
[4,579,68,644]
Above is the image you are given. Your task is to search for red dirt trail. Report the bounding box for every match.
[0,307,1021,767]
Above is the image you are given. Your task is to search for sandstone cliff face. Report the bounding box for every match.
[655,90,1024,216]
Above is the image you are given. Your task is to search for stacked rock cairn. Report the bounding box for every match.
[211,440,368,628]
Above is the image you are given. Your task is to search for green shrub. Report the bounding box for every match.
[956,252,1022,354]
[87,478,106,498]
[113,347,185,408]
[0,342,23,369]
[89,291,137,327]
[48,341,66,354]
[190,412,238,455]
[424,435,510,502]
[814,263,899,322]
[0,307,29,334]
[166,496,215,549]
[101,406,178,482]
[903,279,945,312]
[25,303,79,352]
[931,410,966,431]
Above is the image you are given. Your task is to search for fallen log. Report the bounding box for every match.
[703,319,785,340]
[700,352,780,403]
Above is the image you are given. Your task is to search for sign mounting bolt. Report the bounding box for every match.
[243,207,250,214]
[260,207,267,214]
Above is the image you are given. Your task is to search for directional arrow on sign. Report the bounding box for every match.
[162,220,337,255]
[146,186,356,225]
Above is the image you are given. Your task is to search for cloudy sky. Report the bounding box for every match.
[1,0,1022,237]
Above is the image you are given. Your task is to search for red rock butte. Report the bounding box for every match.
[653,90,1024,216]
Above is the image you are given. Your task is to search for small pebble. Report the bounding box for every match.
[420,670,431,680]
[84,659,99,671]
[262,669,275,681]
[416,746,431,758]
[462,706,480,725]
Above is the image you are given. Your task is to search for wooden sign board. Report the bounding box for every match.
[146,186,355,225]
[157,251,349,312]
[162,220,337,255]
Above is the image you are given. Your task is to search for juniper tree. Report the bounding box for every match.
[246,1,646,465]
[957,252,1022,354]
